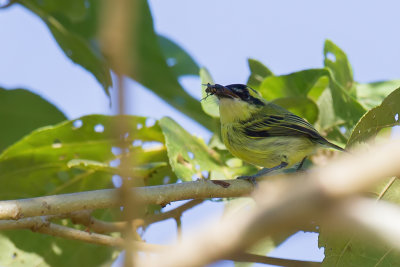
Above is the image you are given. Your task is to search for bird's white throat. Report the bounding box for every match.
[219,98,257,124]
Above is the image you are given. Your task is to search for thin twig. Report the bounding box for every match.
[0,216,163,251]
[68,210,126,234]
[136,199,204,227]
[37,222,125,247]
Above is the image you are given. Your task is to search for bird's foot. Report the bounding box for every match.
[236,175,257,186]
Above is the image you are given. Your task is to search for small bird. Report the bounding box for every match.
[204,83,345,182]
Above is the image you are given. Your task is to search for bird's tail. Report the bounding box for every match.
[324,140,347,152]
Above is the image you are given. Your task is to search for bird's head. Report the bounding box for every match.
[204,83,266,123]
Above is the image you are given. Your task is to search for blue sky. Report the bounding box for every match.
[1,1,400,266]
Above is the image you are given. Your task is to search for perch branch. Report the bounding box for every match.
[0,180,252,220]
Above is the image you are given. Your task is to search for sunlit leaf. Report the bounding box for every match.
[159,117,230,181]
[0,88,66,152]
[0,230,116,267]
[0,115,164,199]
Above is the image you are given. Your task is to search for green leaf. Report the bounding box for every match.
[272,97,319,124]
[324,40,354,92]
[0,88,67,152]
[259,69,328,101]
[158,35,199,77]
[130,0,213,130]
[246,59,273,90]
[0,115,165,199]
[320,228,400,267]
[21,0,112,96]
[159,117,229,181]
[322,40,366,129]
[0,230,116,267]
[200,68,220,118]
[347,87,400,147]
[356,80,400,109]
[20,0,214,130]
[315,88,345,131]
[326,70,366,130]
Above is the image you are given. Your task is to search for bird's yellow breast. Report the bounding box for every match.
[221,122,316,168]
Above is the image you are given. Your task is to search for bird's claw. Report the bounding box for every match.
[236,175,257,186]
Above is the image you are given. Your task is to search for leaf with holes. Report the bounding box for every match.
[246,59,273,90]
[322,41,366,129]
[158,35,199,77]
[259,69,328,101]
[0,88,67,152]
[324,40,354,93]
[356,80,400,110]
[159,117,229,181]
[200,67,220,118]
[347,87,400,147]
[0,115,165,199]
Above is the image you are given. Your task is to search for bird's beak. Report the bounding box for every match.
[205,83,239,99]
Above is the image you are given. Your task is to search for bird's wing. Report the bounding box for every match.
[243,112,323,142]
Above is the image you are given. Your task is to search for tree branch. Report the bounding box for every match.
[134,199,203,227]
[68,210,126,234]
[0,215,163,251]
[0,180,252,220]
